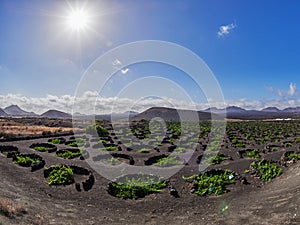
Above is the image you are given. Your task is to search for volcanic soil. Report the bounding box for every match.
[0,121,300,225]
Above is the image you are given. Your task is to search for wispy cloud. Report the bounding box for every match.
[288,83,297,96]
[217,23,236,37]
[267,83,298,98]
[277,90,284,98]
[112,59,122,66]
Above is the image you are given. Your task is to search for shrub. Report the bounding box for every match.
[30,143,57,153]
[0,198,25,217]
[108,157,121,165]
[285,151,300,160]
[13,154,41,167]
[34,146,48,152]
[183,169,235,196]
[284,142,292,147]
[204,153,228,165]
[86,125,109,137]
[105,145,119,151]
[56,149,83,159]
[138,148,150,153]
[67,138,86,147]
[154,156,182,167]
[250,160,282,182]
[48,138,65,144]
[174,147,185,153]
[108,174,167,199]
[246,149,260,159]
[45,165,74,185]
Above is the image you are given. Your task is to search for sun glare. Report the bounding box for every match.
[66,9,90,31]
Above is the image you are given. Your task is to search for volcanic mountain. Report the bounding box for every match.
[40,110,71,119]
[4,105,37,117]
[0,108,8,117]
[132,107,213,121]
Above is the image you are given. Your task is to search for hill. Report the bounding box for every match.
[133,106,300,121]
[4,105,36,117]
[0,108,8,117]
[132,107,212,121]
[40,110,71,119]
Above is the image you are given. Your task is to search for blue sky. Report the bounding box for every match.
[0,0,299,113]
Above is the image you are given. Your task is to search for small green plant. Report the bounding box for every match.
[99,139,110,145]
[250,160,282,182]
[285,152,300,160]
[67,139,86,147]
[174,147,185,153]
[34,146,49,152]
[284,142,292,147]
[235,142,246,148]
[46,165,74,185]
[48,138,62,144]
[14,154,41,166]
[56,150,83,159]
[154,156,182,167]
[105,145,119,151]
[183,169,235,196]
[204,153,228,165]
[246,149,260,159]
[138,148,150,153]
[86,125,108,137]
[295,137,300,143]
[108,174,167,199]
[108,157,121,165]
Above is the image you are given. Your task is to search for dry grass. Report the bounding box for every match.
[0,125,75,135]
[0,197,26,217]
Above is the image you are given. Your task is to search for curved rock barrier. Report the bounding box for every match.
[44,164,95,191]
[0,145,19,158]
[12,153,45,171]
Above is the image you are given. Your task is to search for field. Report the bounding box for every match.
[0,119,300,224]
[0,118,76,140]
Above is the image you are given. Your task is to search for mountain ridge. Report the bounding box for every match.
[4,105,37,117]
[1,104,300,120]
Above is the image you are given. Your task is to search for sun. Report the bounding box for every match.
[66,8,90,32]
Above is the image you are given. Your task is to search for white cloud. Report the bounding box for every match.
[121,68,129,74]
[267,83,298,98]
[217,23,236,37]
[112,59,122,66]
[277,90,284,98]
[288,82,297,96]
[0,92,300,116]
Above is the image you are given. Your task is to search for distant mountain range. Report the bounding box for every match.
[203,106,300,120]
[0,104,300,120]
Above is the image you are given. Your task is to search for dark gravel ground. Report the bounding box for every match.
[0,132,299,225]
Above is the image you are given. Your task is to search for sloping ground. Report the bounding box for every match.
[221,162,300,225]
